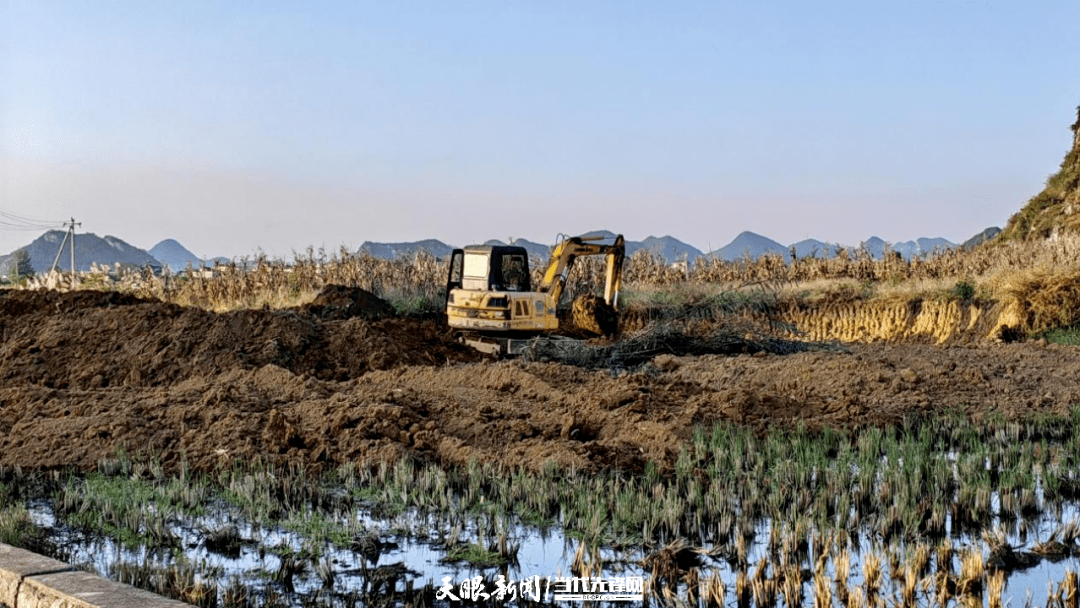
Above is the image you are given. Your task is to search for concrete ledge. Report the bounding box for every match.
[0,545,73,607]
[0,543,192,608]
[22,570,192,608]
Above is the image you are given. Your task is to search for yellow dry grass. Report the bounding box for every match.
[987,265,1080,335]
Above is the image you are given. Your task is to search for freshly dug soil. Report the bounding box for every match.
[0,288,475,389]
[300,285,397,321]
[0,289,1076,474]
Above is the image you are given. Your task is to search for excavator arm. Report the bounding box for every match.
[538,234,625,308]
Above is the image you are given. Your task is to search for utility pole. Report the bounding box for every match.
[67,217,80,278]
[48,218,80,286]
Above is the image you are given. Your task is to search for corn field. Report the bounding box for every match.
[14,234,1080,313]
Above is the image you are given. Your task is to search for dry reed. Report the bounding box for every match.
[1066,569,1080,608]
[988,569,1006,608]
[735,569,751,608]
[702,569,725,608]
[862,553,882,606]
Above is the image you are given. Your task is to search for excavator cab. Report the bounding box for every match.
[446,246,531,296]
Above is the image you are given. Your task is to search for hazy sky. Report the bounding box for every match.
[2,1,1078,259]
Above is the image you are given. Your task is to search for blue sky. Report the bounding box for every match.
[2,1,1078,258]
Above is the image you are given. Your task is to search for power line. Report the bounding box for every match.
[0,209,65,231]
[0,222,61,230]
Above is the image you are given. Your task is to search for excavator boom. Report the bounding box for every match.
[538,234,625,308]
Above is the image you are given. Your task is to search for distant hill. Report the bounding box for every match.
[555,232,701,264]
[998,104,1080,241]
[560,231,702,264]
[149,239,226,272]
[791,239,841,259]
[0,230,161,276]
[358,239,455,259]
[962,227,1002,250]
[861,237,890,258]
[481,238,551,258]
[579,230,619,239]
[0,228,973,278]
[636,236,704,264]
[353,230,959,265]
[358,232,702,264]
[913,237,955,256]
[564,232,702,264]
[861,236,956,260]
[712,231,788,261]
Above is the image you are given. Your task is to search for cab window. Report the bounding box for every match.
[463,252,489,278]
[500,254,530,292]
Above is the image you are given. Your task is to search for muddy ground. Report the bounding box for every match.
[1,289,1077,474]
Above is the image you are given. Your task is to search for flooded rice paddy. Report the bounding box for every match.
[5,409,1080,606]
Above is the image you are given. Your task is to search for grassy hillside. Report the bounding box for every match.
[998,105,1080,241]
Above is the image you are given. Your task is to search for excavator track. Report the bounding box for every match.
[455,331,585,358]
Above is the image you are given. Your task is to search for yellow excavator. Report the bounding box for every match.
[445,233,625,354]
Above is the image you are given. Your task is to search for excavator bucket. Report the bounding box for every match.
[572,294,619,337]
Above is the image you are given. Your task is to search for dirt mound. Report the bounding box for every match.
[298,285,396,320]
[0,289,150,317]
[0,289,478,390]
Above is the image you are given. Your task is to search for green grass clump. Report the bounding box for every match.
[0,505,43,548]
[43,406,1080,565]
[441,542,507,567]
[53,458,210,550]
[56,475,178,549]
[282,509,356,553]
[1040,325,1080,346]
[951,279,977,301]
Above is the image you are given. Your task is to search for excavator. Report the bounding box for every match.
[445,233,625,355]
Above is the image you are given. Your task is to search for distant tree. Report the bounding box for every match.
[12,248,33,280]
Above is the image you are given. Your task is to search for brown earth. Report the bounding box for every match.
[1,289,1077,474]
